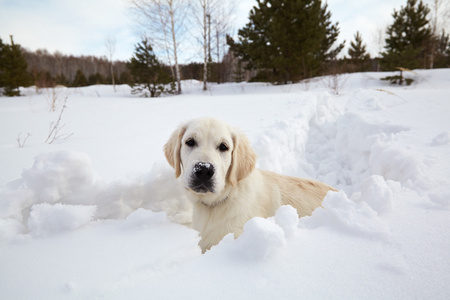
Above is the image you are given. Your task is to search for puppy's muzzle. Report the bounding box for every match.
[190,162,215,193]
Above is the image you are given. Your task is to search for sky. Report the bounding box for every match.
[0,0,409,62]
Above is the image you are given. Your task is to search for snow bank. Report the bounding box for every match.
[0,150,191,239]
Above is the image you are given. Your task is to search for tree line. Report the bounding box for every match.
[1,0,450,97]
[24,48,131,88]
[0,36,132,94]
[0,35,233,96]
[227,0,450,84]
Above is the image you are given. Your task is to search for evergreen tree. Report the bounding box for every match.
[126,38,174,97]
[0,38,4,88]
[381,0,432,70]
[227,0,344,83]
[33,70,55,88]
[55,74,68,86]
[232,59,245,82]
[0,36,30,96]
[433,30,450,68]
[348,31,370,72]
[348,31,370,61]
[119,71,132,85]
[73,70,88,87]
[88,73,105,86]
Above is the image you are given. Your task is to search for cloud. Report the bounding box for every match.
[1,0,410,61]
[327,0,405,56]
[0,0,137,60]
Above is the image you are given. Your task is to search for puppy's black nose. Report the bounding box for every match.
[194,162,215,181]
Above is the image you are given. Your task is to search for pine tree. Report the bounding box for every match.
[55,74,68,86]
[348,31,370,61]
[88,73,105,86]
[381,0,432,70]
[232,59,245,82]
[0,38,4,88]
[433,30,450,68]
[227,0,344,83]
[0,36,30,96]
[348,31,370,72]
[126,38,175,97]
[73,70,88,87]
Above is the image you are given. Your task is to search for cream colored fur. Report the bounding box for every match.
[164,117,335,253]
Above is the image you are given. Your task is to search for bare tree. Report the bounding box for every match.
[192,0,216,90]
[429,0,450,32]
[211,0,236,83]
[131,0,188,94]
[45,96,74,144]
[371,25,386,71]
[428,0,450,68]
[105,35,117,92]
[17,133,32,148]
[192,0,235,90]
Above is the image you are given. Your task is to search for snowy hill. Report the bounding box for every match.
[1,69,449,299]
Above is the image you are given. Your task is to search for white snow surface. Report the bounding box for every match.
[1,70,450,299]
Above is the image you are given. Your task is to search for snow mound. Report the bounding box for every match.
[428,190,450,208]
[228,217,286,260]
[369,140,429,190]
[22,151,95,204]
[360,175,394,213]
[0,150,192,238]
[124,208,168,229]
[28,203,96,237]
[431,131,450,146]
[274,205,300,238]
[302,191,390,239]
[209,206,301,261]
[254,94,339,178]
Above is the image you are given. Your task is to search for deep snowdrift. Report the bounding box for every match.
[1,70,449,299]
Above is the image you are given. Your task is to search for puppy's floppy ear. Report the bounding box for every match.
[228,130,257,186]
[164,125,187,178]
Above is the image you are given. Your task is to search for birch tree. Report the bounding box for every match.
[193,0,215,90]
[211,0,236,84]
[131,0,187,94]
[105,35,116,92]
[192,0,235,90]
[428,0,450,68]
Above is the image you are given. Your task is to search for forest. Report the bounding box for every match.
[1,0,450,96]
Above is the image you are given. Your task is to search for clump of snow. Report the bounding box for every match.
[0,152,191,237]
[274,205,299,238]
[1,69,450,299]
[431,131,450,146]
[360,175,393,213]
[215,217,286,261]
[302,191,390,239]
[28,203,96,237]
[124,208,168,229]
[369,139,430,190]
[22,151,94,204]
[428,190,450,208]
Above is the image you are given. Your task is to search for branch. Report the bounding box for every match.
[17,132,32,148]
[45,96,74,144]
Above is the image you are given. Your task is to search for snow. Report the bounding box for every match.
[1,69,450,299]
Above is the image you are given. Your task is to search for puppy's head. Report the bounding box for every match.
[164,118,256,203]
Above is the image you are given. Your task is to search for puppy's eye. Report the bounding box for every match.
[185,138,196,147]
[218,143,229,152]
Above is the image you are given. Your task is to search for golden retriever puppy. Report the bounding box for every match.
[164,117,335,252]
